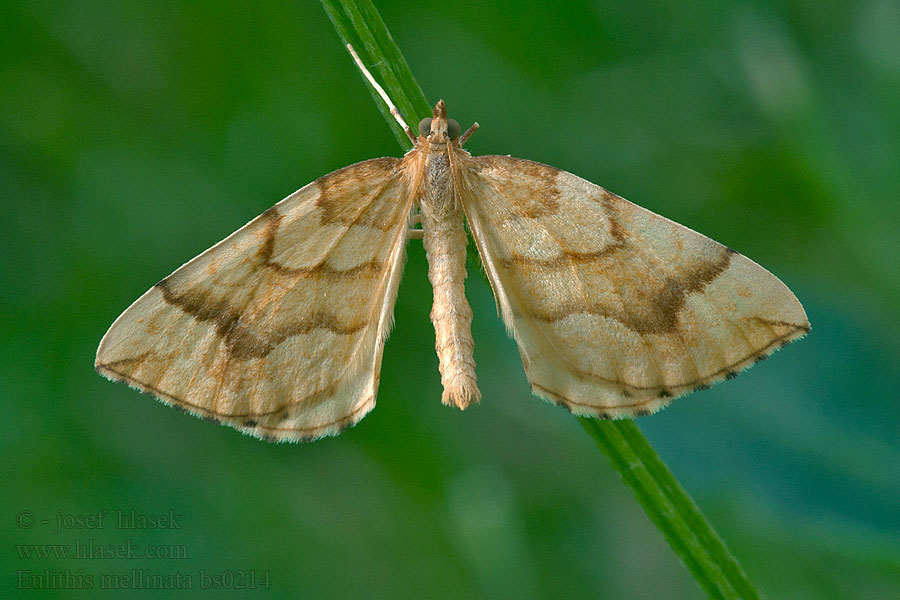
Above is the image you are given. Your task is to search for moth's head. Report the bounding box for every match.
[418,99,460,144]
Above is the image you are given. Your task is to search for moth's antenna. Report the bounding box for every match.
[459,122,480,147]
[347,44,416,144]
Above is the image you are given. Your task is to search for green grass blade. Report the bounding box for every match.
[321,0,429,149]
[581,418,762,599]
[321,2,764,597]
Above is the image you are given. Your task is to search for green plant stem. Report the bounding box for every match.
[581,418,761,599]
[321,0,430,149]
[321,1,763,598]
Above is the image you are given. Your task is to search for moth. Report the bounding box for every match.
[96,48,808,442]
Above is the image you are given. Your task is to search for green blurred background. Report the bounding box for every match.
[3,0,899,598]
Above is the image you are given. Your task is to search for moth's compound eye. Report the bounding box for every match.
[418,118,432,137]
[447,119,461,140]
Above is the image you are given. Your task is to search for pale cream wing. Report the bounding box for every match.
[462,155,809,418]
[96,158,413,441]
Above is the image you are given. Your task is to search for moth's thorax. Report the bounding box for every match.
[416,142,456,216]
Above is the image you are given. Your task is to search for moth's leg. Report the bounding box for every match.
[459,122,480,146]
[346,44,416,144]
[408,209,424,239]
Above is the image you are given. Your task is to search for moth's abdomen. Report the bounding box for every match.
[421,202,480,409]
